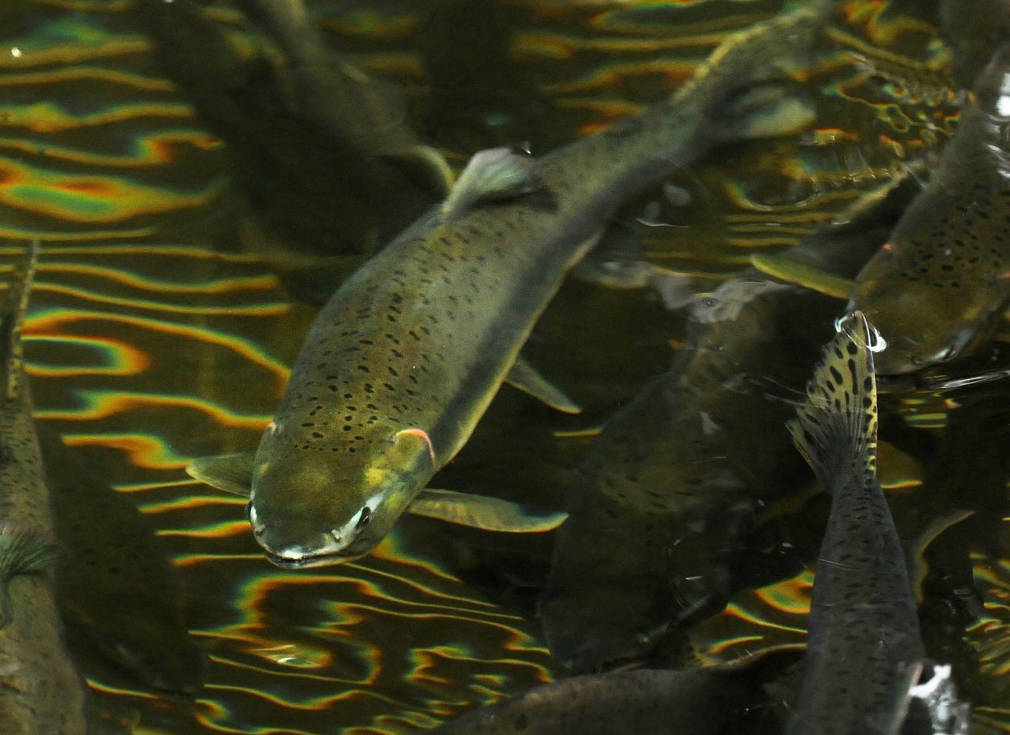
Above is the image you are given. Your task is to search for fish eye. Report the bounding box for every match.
[356,506,371,530]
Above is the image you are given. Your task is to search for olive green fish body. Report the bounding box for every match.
[248,5,829,567]
[0,244,88,734]
[786,314,926,735]
[851,45,1010,374]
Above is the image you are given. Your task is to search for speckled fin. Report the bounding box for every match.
[442,147,541,220]
[506,355,582,414]
[750,253,855,299]
[408,489,568,533]
[0,239,38,401]
[787,311,878,494]
[186,452,254,496]
[0,525,58,627]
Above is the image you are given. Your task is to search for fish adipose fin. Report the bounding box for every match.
[187,452,254,496]
[442,147,543,221]
[0,525,58,627]
[0,239,38,401]
[506,355,582,414]
[408,488,568,533]
[750,253,855,299]
[787,311,879,492]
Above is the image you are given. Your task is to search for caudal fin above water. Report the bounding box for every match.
[787,311,880,495]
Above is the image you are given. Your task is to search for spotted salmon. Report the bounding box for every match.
[755,44,1010,374]
[0,241,88,734]
[785,312,969,735]
[190,3,828,568]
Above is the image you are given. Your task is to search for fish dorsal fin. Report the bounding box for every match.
[506,355,582,414]
[0,525,58,627]
[750,253,855,299]
[1,240,38,401]
[442,147,541,221]
[787,311,880,492]
[408,488,568,533]
[186,452,255,496]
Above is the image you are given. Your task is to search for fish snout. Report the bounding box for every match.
[246,502,353,569]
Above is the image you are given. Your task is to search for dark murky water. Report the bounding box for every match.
[1,0,1008,732]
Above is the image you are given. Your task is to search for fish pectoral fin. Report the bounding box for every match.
[442,147,543,220]
[571,220,654,290]
[409,489,568,532]
[749,253,855,299]
[506,355,582,414]
[186,452,255,496]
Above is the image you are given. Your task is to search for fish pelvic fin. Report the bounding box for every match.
[0,525,59,628]
[409,488,568,533]
[0,239,38,402]
[787,311,880,494]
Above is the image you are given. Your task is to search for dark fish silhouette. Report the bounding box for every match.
[542,176,920,673]
[424,661,772,735]
[42,428,205,694]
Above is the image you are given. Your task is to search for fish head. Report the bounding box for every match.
[248,421,437,568]
[850,242,1010,374]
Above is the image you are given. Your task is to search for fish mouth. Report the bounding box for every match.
[262,548,357,570]
[247,502,360,569]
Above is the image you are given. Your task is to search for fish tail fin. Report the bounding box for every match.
[787,311,879,494]
[0,524,58,627]
[0,239,38,401]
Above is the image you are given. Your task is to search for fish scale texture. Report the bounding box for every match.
[786,318,925,735]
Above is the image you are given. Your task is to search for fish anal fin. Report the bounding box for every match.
[787,311,878,494]
[506,355,582,414]
[1,240,38,402]
[750,253,855,299]
[408,488,568,533]
[186,452,255,496]
[442,147,542,220]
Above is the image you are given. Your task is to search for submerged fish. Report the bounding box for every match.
[785,312,968,735]
[191,4,828,568]
[0,242,88,734]
[41,428,205,694]
[541,176,921,673]
[136,0,450,261]
[756,44,1010,374]
[424,658,778,735]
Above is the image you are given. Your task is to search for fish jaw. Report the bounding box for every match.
[850,248,1008,374]
[247,423,436,568]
